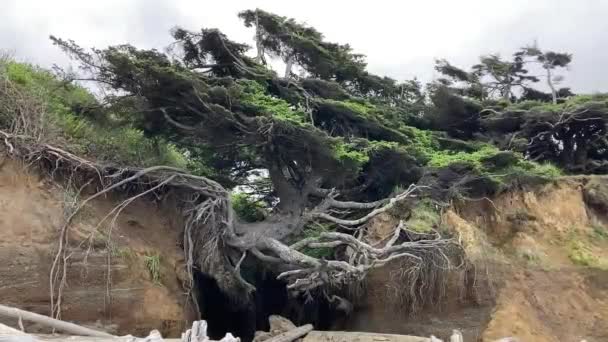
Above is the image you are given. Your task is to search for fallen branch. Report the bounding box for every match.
[0,304,114,337]
[264,324,313,342]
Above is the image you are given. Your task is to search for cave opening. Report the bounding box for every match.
[193,270,343,342]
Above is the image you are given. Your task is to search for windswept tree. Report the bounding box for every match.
[50,10,458,306]
[481,97,608,173]
[434,54,537,102]
[238,8,421,105]
[238,9,365,81]
[472,54,539,101]
[434,59,485,100]
[518,44,572,104]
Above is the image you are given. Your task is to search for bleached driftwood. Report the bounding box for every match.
[264,324,312,342]
[0,305,113,338]
[0,319,240,342]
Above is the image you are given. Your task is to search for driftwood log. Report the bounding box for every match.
[0,305,113,338]
[0,305,239,342]
[263,325,312,342]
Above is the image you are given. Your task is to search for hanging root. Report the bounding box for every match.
[1,130,464,315]
[0,131,230,320]
[243,184,464,297]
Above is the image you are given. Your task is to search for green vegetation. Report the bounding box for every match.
[111,245,135,260]
[507,94,608,113]
[406,200,440,233]
[565,227,608,269]
[0,60,198,169]
[568,240,603,268]
[241,80,307,124]
[231,192,267,222]
[144,254,162,285]
[293,223,334,259]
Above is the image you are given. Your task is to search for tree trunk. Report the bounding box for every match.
[284,57,293,79]
[254,12,265,64]
[574,136,589,169]
[559,137,575,167]
[546,67,557,104]
[502,84,511,102]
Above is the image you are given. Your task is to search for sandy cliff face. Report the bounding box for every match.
[1,154,608,341]
[0,158,194,337]
[348,178,608,342]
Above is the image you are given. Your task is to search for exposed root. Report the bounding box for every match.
[1,130,463,315]
[0,131,228,319]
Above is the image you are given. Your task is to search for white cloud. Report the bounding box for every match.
[1,0,607,92]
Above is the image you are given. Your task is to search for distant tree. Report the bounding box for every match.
[481,98,608,173]
[434,59,485,100]
[472,54,539,101]
[435,53,539,102]
[518,44,573,104]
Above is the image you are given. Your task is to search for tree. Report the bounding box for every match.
[473,54,539,101]
[50,11,456,301]
[434,59,485,100]
[238,8,419,104]
[238,9,366,81]
[519,45,572,104]
[481,99,608,173]
[435,52,541,102]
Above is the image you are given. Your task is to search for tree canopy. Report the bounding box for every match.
[31,7,606,315]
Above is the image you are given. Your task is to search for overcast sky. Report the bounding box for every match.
[2,0,607,93]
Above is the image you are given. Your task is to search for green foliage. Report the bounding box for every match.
[0,60,204,170]
[332,140,369,169]
[426,143,561,182]
[427,145,500,170]
[399,127,440,162]
[231,192,267,222]
[144,254,162,285]
[297,223,334,259]
[338,100,375,116]
[240,80,307,124]
[55,111,190,167]
[38,11,606,215]
[568,240,604,268]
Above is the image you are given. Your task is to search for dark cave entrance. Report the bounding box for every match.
[193,270,341,342]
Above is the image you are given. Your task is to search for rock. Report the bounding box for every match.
[269,315,296,334]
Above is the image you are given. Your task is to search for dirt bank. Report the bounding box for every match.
[348,178,608,342]
[0,158,194,336]
[1,155,608,341]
